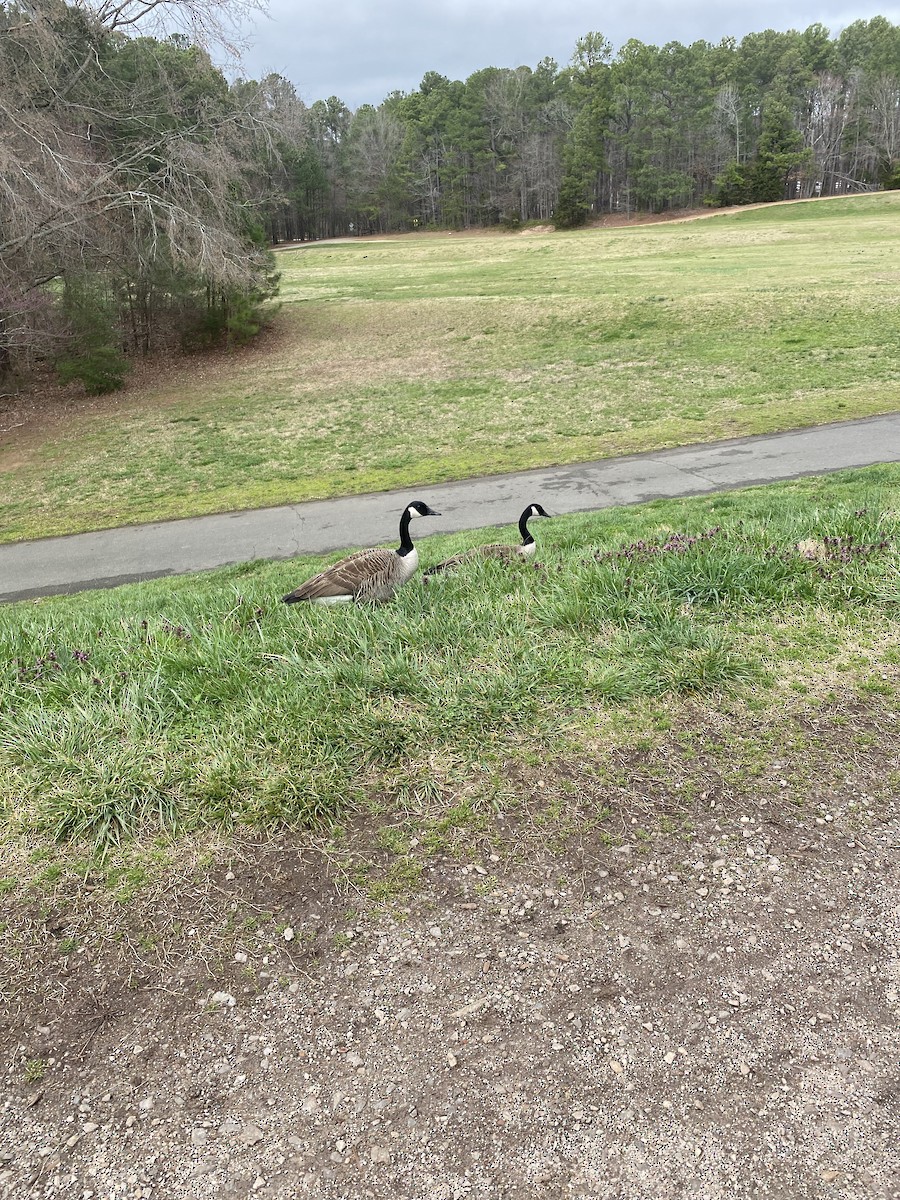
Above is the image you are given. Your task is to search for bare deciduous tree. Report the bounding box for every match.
[715,83,743,163]
[865,73,900,178]
[1,0,286,380]
[73,0,266,58]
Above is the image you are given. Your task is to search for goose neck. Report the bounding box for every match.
[398,508,415,556]
[518,510,535,546]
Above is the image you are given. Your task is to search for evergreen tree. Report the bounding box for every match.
[751,94,811,200]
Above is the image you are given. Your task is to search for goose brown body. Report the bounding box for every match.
[282,501,440,605]
[423,503,551,578]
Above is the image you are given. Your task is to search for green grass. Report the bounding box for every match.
[23,1058,47,1083]
[1,467,896,852]
[2,194,899,543]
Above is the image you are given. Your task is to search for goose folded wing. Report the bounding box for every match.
[284,547,396,600]
[448,543,521,565]
[426,543,519,576]
[425,553,463,575]
[478,543,521,561]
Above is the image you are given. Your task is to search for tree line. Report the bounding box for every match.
[2,4,899,391]
[269,18,900,241]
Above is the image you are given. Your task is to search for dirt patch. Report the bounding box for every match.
[588,209,712,228]
[1,695,898,1199]
[587,192,881,230]
[0,321,291,466]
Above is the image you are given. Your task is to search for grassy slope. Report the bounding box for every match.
[1,194,899,543]
[1,466,897,853]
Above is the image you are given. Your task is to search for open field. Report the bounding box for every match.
[1,470,898,1199]
[2,194,900,544]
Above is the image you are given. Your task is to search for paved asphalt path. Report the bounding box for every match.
[1,413,898,603]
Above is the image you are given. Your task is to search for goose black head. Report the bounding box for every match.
[407,500,441,518]
[527,503,552,519]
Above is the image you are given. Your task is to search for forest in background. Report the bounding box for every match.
[278,18,900,240]
[2,1,899,390]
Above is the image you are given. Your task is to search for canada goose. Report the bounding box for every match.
[281,500,441,605]
[423,503,552,578]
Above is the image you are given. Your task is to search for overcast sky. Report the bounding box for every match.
[232,1,900,110]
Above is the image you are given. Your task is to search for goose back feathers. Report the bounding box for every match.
[424,503,551,578]
[282,501,440,605]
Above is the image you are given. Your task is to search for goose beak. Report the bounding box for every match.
[424,506,441,516]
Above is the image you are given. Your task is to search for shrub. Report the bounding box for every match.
[554,173,590,229]
[55,276,128,395]
[712,161,753,207]
[57,344,128,395]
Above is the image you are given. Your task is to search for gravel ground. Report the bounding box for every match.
[2,701,899,1200]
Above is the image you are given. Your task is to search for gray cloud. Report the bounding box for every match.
[236,1,900,108]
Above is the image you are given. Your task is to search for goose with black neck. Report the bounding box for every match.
[423,503,552,577]
[282,500,441,605]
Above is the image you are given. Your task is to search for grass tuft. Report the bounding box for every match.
[1,467,897,850]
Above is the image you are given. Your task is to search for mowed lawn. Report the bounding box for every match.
[2,194,900,544]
